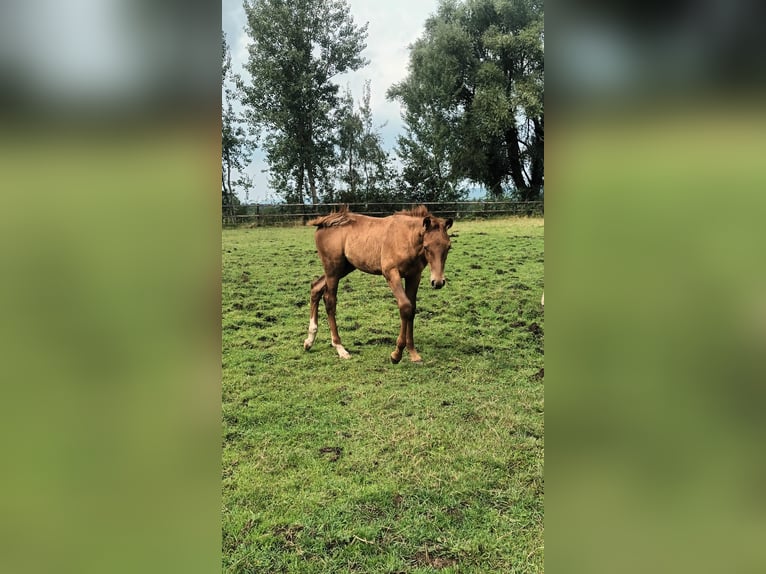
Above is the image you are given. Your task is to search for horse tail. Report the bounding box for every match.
[307,204,353,228]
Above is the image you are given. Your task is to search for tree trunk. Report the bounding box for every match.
[222,170,228,224]
[489,179,503,198]
[527,116,544,200]
[224,150,236,225]
[307,158,318,205]
[306,114,318,205]
[296,166,305,205]
[348,143,354,198]
[226,152,233,213]
[505,125,530,199]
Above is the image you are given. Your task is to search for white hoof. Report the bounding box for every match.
[333,344,351,359]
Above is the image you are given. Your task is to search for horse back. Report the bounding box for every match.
[329,215,389,274]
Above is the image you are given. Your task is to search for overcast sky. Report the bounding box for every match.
[222,0,440,202]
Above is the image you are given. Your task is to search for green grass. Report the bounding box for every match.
[222,217,544,573]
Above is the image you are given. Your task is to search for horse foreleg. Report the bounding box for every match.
[323,276,350,359]
[404,275,422,363]
[386,272,414,364]
[304,275,326,351]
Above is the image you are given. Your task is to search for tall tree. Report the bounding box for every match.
[334,81,400,203]
[356,81,401,203]
[394,99,468,203]
[388,0,544,200]
[222,31,255,222]
[334,86,363,202]
[242,0,368,204]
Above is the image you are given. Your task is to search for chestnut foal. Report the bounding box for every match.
[303,205,453,363]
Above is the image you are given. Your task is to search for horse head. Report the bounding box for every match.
[422,216,453,289]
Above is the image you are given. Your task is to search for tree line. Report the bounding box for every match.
[222,0,543,210]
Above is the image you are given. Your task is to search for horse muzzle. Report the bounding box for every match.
[431,278,446,289]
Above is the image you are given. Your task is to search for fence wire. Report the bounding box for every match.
[223,200,543,226]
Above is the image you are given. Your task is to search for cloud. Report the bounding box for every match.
[341,1,437,136]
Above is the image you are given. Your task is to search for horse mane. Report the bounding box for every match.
[395,205,431,218]
[308,205,354,228]
[310,204,432,228]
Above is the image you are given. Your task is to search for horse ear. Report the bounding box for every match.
[445,218,453,230]
[423,217,431,230]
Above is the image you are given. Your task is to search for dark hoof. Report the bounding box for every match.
[390,353,402,364]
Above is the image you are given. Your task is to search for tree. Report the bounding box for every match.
[334,86,363,202]
[356,81,401,203]
[242,0,368,204]
[222,31,255,223]
[388,0,543,200]
[334,81,400,203]
[394,100,468,203]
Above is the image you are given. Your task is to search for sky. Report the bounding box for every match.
[222,0,441,202]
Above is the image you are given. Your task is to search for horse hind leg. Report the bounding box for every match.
[323,275,350,359]
[303,275,326,351]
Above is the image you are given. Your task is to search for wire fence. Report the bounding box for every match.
[222,200,544,226]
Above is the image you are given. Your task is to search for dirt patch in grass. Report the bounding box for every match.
[273,524,303,543]
[319,446,343,461]
[413,550,457,569]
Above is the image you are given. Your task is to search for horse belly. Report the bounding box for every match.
[344,241,382,275]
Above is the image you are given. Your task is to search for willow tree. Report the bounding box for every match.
[242,0,368,204]
[389,0,543,200]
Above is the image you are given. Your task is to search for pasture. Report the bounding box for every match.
[222,217,544,573]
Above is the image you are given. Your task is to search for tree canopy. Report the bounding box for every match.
[388,0,544,200]
[242,0,368,204]
[233,0,544,206]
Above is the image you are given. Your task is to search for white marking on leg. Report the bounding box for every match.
[303,319,318,350]
[332,342,350,359]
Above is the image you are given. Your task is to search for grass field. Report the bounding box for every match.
[222,217,544,573]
